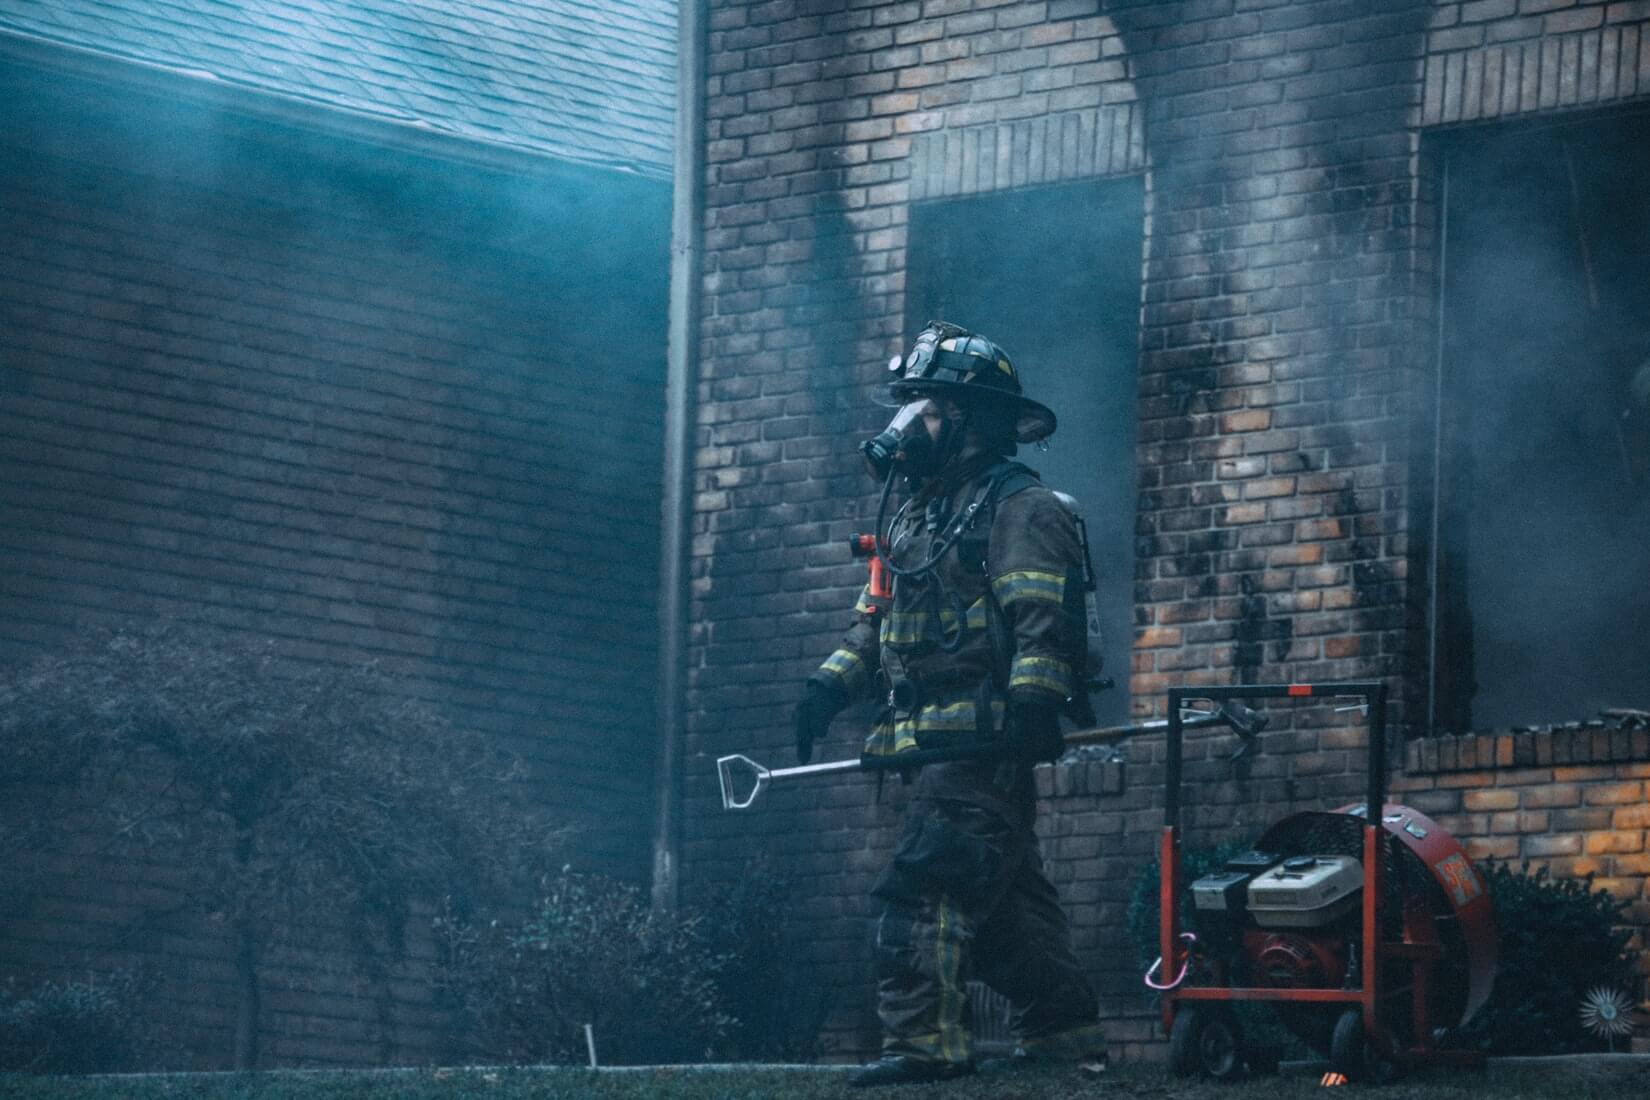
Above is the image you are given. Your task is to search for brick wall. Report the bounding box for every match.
[1393,725,1650,1009]
[0,56,669,1067]
[684,0,1650,1059]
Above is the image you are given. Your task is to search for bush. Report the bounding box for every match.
[441,868,735,1066]
[1125,839,1247,969]
[440,859,836,1067]
[0,972,152,1074]
[0,623,554,1069]
[698,860,833,1062]
[1458,861,1640,1054]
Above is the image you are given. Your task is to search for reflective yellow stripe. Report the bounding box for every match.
[881,609,928,645]
[936,898,966,1064]
[910,698,979,731]
[853,584,884,615]
[940,597,988,633]
[862,723,917,758]
[992,569,1065,607]
[862,696,1006,758]
[820,648,868,696]
[905,693,1004,733]
[881,597,987,645]
[1009,654,1073,697]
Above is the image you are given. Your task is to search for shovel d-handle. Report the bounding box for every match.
[716,754,863,811]
[717,705,1266,811]
[718,743,1014,811]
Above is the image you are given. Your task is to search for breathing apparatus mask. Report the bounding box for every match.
[859,398,960,484]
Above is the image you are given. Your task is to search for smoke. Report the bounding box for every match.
[1437,114,1650,729]
[0,20,672,886]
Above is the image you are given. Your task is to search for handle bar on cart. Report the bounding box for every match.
[716,701,1267,811]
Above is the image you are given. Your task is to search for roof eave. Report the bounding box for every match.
[0,25,672,184]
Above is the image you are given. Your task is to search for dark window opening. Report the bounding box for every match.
[906,178,1145,728]
[1429,111,1650,733]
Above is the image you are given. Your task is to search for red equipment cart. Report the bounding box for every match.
[1156,682,1497,1082]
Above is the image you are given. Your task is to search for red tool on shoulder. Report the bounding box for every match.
[849,534,891,606]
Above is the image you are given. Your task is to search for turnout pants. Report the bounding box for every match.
[869,760,1105,1066]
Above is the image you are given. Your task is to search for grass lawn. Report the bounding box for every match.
[3,1059,1648,1099]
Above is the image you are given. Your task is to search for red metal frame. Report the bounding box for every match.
[1156,682,1488,1076]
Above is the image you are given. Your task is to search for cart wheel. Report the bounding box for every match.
[1330,1008,1401,1084]
[1170,1006,1245,1080]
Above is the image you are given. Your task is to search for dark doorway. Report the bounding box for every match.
[1430,111,1650,733]
[907,178,1145,727]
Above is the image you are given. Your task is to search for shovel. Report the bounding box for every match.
[716,700,1267,810]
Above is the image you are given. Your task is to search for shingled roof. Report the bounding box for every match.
[0,0,676,176]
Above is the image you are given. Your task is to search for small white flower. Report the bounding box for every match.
[1578,987,1636,1043]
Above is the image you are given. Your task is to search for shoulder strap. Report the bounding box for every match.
[987,460,1040,503]
[974,460,1040,696]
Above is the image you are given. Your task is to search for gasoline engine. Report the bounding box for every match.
[1196,849,1362,990]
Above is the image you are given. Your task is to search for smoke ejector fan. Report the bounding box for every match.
[1154,682,1498,1083]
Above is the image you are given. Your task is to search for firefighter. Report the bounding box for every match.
[794,321,1108,1087]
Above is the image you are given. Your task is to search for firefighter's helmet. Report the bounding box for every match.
[888,321,1056,443]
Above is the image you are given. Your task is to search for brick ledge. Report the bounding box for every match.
[1036,758,1126,799]
[1407,726,1650,775]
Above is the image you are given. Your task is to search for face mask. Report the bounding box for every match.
[860,399,958,483]
[860,400,928,482]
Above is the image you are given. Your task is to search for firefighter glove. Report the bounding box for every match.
[794,679,849,764]
[1010,694,1065,763]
